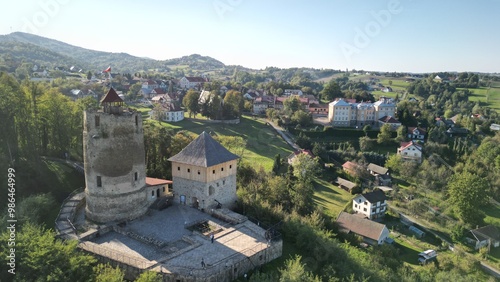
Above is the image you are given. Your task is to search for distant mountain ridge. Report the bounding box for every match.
[0,32,231,74]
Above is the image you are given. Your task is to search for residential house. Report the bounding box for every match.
[283,89,303,96]
[336,212,390,245]
[142,79,159,90]
[179,76,207,89]
[151,95,167,103]
[397,141,423,163]
[150,102,184,122]
[252,96,275,115]
[378,116,401,130]
[287,149,315,165]
[352,189,387,220]
[342,161,360,176]
[367,163,391,186]
[467,225,500,250]
[336,177,357,193]
[407,127,427,141]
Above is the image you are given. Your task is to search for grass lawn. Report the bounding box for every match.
[40,159,85,225]
[482,203,500,226]
[147,115,293,171]
[487,247,500,269]
[460,86,500,111]
[313,177,353,218]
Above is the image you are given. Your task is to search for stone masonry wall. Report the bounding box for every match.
[172,174,237,209]
[83,110,148,223]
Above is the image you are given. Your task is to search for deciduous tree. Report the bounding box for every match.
[447,172,489,225]
[182,89,200,118]
[377,124,392,144]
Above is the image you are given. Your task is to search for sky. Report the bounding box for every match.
[1,0,500,73]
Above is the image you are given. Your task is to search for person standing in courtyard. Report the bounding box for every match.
[201,258,206,269]
[210,233,214,243]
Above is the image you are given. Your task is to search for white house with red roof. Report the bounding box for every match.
[179,76,207,89]
[397,141,423,163]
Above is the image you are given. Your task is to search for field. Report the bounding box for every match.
[147,115,294,171]
[313,177,353,218]
[463,86,500,111]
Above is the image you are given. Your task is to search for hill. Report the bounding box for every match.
[0,32,232,74]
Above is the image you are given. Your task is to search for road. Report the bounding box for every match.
[266,120,300,151]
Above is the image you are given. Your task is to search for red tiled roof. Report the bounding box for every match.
[379,116,400,124]
[399,141,422,151]
[342,161,359,170]
[100,88,123,103]
[408,127,427,134]
[145,177,172,186]
[292,149,315,158]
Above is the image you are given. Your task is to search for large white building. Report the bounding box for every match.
[328,97,396,128]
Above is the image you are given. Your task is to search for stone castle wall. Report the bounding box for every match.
[83,110,149,223]
[172,174,237,209]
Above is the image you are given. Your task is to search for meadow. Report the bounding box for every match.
[147,115,294,171]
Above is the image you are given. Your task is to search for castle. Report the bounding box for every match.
[76,88,282,281]
[168,131,239,210]
[83,88,150,223]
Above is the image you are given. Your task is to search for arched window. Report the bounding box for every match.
[209,185,215,196]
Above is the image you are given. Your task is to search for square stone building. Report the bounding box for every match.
[168,132,239,210]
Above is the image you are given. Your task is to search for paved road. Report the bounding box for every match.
[266,120,300,151]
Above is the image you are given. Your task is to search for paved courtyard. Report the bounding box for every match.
[89,203,270,275]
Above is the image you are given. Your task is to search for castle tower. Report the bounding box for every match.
[168,132,239,209]
[83,88,148,223]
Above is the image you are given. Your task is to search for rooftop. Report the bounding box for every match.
[367,163,388,175]
[336,212,387,241]
[145,177,172,186]
[100,87,123,103]
[360,189,387,203]
[168,132,239,167]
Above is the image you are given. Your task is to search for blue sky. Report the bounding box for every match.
[2,0,500,73]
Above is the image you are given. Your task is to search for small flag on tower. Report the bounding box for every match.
[102,66,111,73]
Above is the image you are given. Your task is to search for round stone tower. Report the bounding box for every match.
[83,88,148,223]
